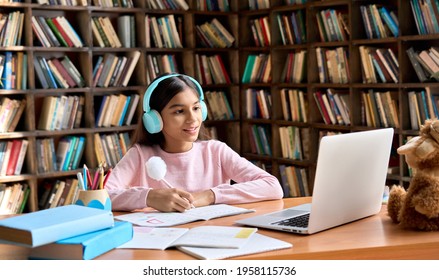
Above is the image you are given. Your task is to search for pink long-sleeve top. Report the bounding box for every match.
[105,140,283,211]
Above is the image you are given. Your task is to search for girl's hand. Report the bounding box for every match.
[147,188,194,212]
[192,189,215,207]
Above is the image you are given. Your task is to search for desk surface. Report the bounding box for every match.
[2,197,439,260]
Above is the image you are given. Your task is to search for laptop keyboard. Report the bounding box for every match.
[271,213,310,228]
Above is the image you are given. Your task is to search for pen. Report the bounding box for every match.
[161,179,195,209]
[99,165,104,189]
[82,164,87,190]
[103,168,112,189]
[77,172,86,191]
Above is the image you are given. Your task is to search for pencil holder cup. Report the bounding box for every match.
[75,189,112,211]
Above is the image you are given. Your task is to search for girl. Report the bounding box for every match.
[105,73,283,212]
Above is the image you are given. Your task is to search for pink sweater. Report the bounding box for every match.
[105,140,283,211]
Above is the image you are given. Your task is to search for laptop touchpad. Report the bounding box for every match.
[268,209,308,218]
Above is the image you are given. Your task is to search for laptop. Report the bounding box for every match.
[236,128,394,234]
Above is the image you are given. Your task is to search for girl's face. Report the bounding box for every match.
[160,88,203,153]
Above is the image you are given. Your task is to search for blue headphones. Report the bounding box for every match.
[142,74,208,134]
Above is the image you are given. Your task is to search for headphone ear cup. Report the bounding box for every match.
[200,100,208,121]
[142,109,163,134]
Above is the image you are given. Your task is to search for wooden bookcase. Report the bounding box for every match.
[237,0,432,198]
[1,0,431,212]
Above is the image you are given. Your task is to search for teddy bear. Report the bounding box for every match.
[387,119,439,231]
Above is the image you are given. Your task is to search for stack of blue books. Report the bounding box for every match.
[0,205,133,260]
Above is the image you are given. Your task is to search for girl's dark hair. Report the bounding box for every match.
[132,73,209,147]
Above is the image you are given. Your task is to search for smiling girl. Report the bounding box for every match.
[105,73,283,212]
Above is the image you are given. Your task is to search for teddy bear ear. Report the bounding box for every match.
[397,136,421,155]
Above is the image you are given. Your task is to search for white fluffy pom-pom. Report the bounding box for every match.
[145,156,167,181]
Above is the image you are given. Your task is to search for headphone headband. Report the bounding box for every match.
[143,74,204,112]
[142,73,208,134]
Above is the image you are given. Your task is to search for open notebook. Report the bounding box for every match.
[236,128,394,234]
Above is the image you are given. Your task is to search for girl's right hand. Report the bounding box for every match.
[147,188,194,212]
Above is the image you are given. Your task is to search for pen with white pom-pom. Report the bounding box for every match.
[145,156,195,209]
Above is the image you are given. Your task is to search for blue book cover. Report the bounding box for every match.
[379,7,399,37]
[0,204,114,247]
[62,136,78,171]
[118,95,131,126]
[242,55,256,83]
[71,136,85,170]
[29,221,132,260]
[2,51,12,89]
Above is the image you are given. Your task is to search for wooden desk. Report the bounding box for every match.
[2,197,439,260]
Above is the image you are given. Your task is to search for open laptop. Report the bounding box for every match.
[236,128,394,234]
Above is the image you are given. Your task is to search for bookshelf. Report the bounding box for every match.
[0,0,242,213]
[2,0,434,213]
[237,0,438,198]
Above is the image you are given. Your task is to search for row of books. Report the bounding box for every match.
[116,15,136,48]
[92,51,141,88]
[196,18,235,48]
[204,90,234,121]
[360,4,399,39]
[36,0,88,5]
[280,51,306,83]
[95,93,140,128]
[316,47,350,84]
[276,10,306,45]
[0,52,28,90]
[0,97,26,132]
[245,88,271,119]
[36,136,84,173]
[194,54,231,85]
[248,0,270,10]
[407,46,439,82]
[91,16,122,48]
[250,16,271,47]
[94,132,131,168]
[147,0,188,10]
[146,54,180,83]
[146,14,183,49]
[284,0,307,4]
[278,126,306,160]
[280,88,307,123]
[34,55,85,89]
[408,88,439,130]
[0,183,29,214]
[56,136,86,172]
[242,53,271,83]
[31,15,83,48]
[0,139,28,176]
[316,8,349,42]
[38,179,80,210]
[359,46,399,84]
[361,90,400,129]
[279,164,309,198]
[410,0,439,35]
[248,124,272,156]
[38,95,85,131]
[91,0,134,8]
[0,11,24,47]
[313,89,350,126]
[197,0,230,11]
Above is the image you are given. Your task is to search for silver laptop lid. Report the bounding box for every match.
[307,128,394,233]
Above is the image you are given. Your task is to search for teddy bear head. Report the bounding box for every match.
[397,119,439,171]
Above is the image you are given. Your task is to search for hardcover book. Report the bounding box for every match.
[0,204,114,247]
[29,221,132,260]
